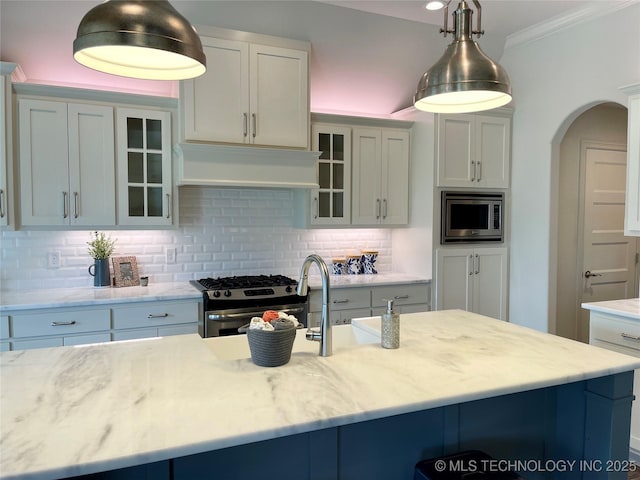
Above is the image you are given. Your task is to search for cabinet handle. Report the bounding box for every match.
[621,332,640,342]
[333,299,350,304]
[376,199,381,219]
[477,161,482,182]
[0,188,5,218]
[166,193,171,219]
[313,197,318,219]
[252,113,256,138]
[51,321,76,326]
[469,254,474,275]
[475,254,480,274]
[471,161,476,181]
[382,199,387,219]
[73,192,79,218]
[62,191,68,219]
[147,313,169,319]
[243,113,248,137]
[394,295,410,300]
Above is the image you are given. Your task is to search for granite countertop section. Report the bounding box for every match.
[0,282,202,312]
[308,273,431,289]
[2,310,639,480]
[582,298,640,320]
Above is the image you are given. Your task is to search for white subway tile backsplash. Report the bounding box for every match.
[0,187,392,290]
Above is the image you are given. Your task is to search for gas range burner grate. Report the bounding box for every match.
[197,274,298,291]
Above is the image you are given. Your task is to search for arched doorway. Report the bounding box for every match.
[554,103,631,342]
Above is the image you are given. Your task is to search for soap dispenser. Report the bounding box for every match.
[381,299,399,349]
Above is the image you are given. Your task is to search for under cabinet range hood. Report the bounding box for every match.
[174,143,321,189]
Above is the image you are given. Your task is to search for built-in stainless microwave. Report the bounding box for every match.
[441,191,504,244]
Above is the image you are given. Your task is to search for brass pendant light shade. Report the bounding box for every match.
[414,0,512,113]
[73,0,206,80]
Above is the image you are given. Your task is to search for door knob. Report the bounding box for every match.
[584,270,602,278]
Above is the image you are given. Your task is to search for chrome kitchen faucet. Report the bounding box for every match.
[297,254,332,357]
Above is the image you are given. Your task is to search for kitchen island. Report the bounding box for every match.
[1,310,638,480]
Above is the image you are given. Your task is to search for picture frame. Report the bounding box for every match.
[112,256,140,287]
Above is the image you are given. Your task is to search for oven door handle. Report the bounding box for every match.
[208,305,306,321]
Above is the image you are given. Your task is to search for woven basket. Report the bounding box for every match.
[246,327,296,367]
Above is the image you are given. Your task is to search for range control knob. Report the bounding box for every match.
[213,290,221,298]
[224,289,232,297]
[286,285,293,293]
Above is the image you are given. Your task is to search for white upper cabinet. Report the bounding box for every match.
[436,112,511,188]
[181,34,309,149]
[309,124,352,225]
[181,37,248,144]
[116,108,173,226]
[0,63,17,228]
[623,84,640,236]
[352,127,410,226]
[18,98,115,227]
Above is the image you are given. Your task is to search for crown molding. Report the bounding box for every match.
[505,0,639,51]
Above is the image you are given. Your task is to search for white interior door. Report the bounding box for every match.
[580,142,638,341]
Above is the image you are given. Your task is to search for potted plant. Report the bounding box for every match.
[87,231,116,287]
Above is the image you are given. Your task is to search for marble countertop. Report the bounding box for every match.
[2,310,639,480]
[0,282,203,311]
[0,275,430,312]
[582,298,640,320]
[308,273,430,289]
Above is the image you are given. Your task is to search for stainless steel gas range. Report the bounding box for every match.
[191,275,308,337]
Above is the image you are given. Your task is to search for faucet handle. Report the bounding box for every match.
[306,327,322,342]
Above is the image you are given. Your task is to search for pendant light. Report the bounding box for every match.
[73,0,206,80]
[414,0,511,113]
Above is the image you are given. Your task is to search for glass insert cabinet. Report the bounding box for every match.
[310,124,351,225]
[116,108,172,226]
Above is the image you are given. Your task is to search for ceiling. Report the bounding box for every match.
[318,1,598,40]
[0,0,624,114]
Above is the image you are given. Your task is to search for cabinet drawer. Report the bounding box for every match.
[12,337,63,350]
[112,301,199,329]
[11,309,110,338]
[0,315,9,340]
[63,333,111,346]
[309,287,370,312]
[590,313,640,354]
[371,284,429,308]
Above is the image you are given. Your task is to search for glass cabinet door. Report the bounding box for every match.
[116,108,172,226]
[311,124,351,225]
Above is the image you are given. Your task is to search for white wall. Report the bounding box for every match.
[501,2,640,331]
[392,110,435,278]
[0,187,392,291]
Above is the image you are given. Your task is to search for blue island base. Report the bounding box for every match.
[70,372,634,480]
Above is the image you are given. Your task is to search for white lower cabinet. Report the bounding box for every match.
[371,284,431,316]
[10,308,111,350]
[435,247,508,321]
[308,282,431,328]
[308,287,370,328]
[111,300,199,340]
[4,299,200,351]
[588,311,640,453]
[1,314,10,351]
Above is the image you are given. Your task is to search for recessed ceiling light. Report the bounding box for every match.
[425,1,445,11]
